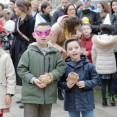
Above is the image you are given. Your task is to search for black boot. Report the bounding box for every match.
[110,95,116,106]
[58,88,64,100]
[102,98,108,106]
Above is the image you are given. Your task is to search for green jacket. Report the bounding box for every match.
[17,43,66,104]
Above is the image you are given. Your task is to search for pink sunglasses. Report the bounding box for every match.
[35,29,51,36]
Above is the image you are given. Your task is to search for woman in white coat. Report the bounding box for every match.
[0,44,16,117]
[92,24,117,107]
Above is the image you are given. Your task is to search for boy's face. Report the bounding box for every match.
[34,25,51,47]
[81,25,92,37]
[67,41,81,61]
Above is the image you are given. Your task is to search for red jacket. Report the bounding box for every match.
[81,35,93,63]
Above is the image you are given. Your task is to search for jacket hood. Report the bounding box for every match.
[0,47,5,56]
[57,15,69,27]
[66,55,89,67]
[92,34,117,48]
[28,42,59,53]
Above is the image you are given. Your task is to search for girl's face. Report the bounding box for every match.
[97,4,104,12]
[112,1,117,13]
[43,5,51,14]
[67,5,76,16]
[14,4,22,16]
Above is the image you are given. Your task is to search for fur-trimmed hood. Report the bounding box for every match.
[92,34,117,48]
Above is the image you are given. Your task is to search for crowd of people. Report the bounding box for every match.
[0,0,117,117]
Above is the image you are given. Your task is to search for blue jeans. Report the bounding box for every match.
[68,110,94,117]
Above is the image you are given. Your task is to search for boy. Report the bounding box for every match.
[17,23,66,117]
[80,24,93,63]
[58,38,99,117]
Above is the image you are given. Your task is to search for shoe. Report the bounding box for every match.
[102,98,108,106]
[58,88,64,100]
[19,103,24,108]
[16,100,21,104]
[110,95,116,106]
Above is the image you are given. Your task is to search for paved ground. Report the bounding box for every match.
[3,86,117,117]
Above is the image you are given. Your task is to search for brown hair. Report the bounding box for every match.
[64,16,80,34]
[64,38,82,50]
[16,0,31,15]
[110,0,117,14]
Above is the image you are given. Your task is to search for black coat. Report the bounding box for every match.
[78,9,102,34]
[51,8,64,25]
[11,15,35,86]
[58,55,99,111]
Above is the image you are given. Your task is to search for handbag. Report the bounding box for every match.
[17,18,29,41]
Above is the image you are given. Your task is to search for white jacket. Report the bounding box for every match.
[92,34,117,74]
[0,47,16,109]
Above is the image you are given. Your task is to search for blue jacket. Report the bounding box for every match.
[58,55,99,111]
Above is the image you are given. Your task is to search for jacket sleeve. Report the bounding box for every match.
[17,50,35,83]
[51,11,58,25]
[6,55,16,94]
[51,24,64,52]
[58,73,68,90]
[91,13,102,33]
[84,64,99,89]
[49,52,66,81]
[91,44,97,67]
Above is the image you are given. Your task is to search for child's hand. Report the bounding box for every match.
[77,81,85,88]
[67,81,75,89]
[34,79,46,88]
[83,51,88,56]
[5,95,12,105]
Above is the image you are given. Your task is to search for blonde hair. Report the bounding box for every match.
[3,9,13,20]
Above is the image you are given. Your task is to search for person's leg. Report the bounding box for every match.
[81,110,94,117]
[101,79,107,98]
[101,79,108,106]
[24,103,39,117]
[68,111,80,117]
[0,113,3,117]
[39,104,52,117]
[108,78,116,106]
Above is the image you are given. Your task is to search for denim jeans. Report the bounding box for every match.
[68,110,94,117]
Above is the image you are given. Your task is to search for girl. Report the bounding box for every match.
[92,24,117,106]
[40,2,52,25]
[0,40,16,117]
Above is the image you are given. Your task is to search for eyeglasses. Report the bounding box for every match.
[35,29,51,36]
[83,0,90,1]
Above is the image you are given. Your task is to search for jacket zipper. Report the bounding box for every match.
[43,56,46,104]
[48,57,50,72]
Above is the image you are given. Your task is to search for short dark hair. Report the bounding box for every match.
[0,3,4,10]
[100,24,114,35]
[35,22,51,29]
[64,38,82,50]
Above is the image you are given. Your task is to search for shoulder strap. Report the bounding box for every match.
[17,18,29,41]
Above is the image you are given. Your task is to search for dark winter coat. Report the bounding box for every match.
[58,55,99,111]
[81,35,93,63]
[110,15,117,68]
[40,13,51,25]
[78,9,102,34]
[51,7,64,25]
[11,15,35,86]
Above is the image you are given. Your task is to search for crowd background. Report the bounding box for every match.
[0,0,117,117]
